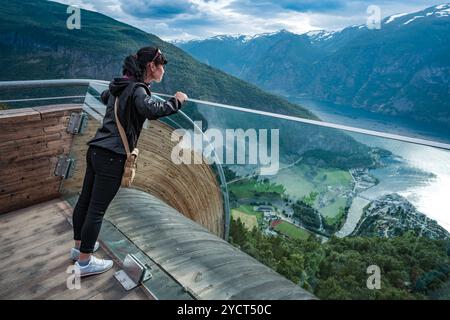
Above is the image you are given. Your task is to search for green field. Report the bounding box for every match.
[273,163,352,220]
[228,178,286,199]
[228,163,352,234]
[237,204,261,215]
[274,164,352,196]
[232,209,258,231]
[274,221,311,240]
[320,197,348,218]
[324,206,347,227]
[273,166,315,199]
[235,205,264,226]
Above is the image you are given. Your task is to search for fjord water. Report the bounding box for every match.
[357,135,450,231]
[290,97,450,233]
[291,96,450,145]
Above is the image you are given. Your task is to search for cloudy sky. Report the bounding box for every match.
[53,0,444,41]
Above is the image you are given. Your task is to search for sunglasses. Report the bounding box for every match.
[152,48,162,62]
[151,48,168,65]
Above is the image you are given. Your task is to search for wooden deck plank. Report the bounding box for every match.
[0,199,62,227]
[0,219,71,260]
[0,199,149,300]
[0,207,64,241]
[0,230,74,295]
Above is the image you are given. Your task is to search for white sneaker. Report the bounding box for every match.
[74,255,114,277]
[70,241,100,261]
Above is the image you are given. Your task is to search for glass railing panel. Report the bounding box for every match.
[179,99,450,231]
[0,85,88,110]
[173,98,450,299]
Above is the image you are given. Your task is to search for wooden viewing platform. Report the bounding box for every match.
[0,198,151,300]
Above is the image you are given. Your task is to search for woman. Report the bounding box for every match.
[71,46,188,277]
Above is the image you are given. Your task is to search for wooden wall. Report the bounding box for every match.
[0,104,82,214]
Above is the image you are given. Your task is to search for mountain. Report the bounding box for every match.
[178,4,450,126]
[351,193,450,240]
[0,0,317,120]
[0,0,390,167]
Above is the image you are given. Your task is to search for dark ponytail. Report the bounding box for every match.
[122,46,168,82]
[122,54,144,81]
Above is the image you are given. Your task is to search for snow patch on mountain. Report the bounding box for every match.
[436,3,450,9]
[404,16,425,25]
[436,8,450,17]
[240,29,295,42]
[385,12,410,24]
[306,30,336,43]
[424,4,450,18]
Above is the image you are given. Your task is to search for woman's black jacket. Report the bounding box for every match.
[88,77,182,155]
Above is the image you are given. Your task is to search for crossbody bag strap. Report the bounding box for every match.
[114,97,131,157]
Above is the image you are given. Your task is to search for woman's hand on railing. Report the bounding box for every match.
[175,92,188,104]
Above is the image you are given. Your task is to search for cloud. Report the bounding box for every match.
[120,0,200,19]
[281,0,344,12]
[226,0,440,15]
[225,0,346,14]
[52,0,443,41]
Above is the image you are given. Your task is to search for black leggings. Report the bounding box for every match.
[72,146,126,253]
